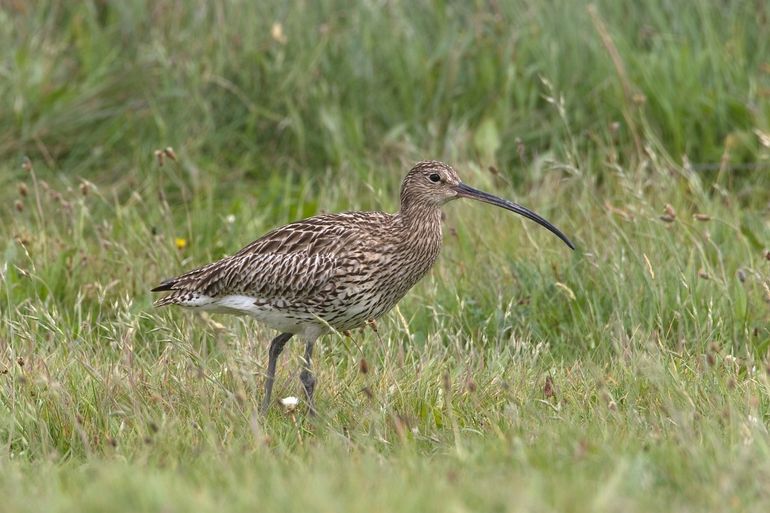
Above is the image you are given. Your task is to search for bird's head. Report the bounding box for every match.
[399,160,575,250]
[399,160,462,208]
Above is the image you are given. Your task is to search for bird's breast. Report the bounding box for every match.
[317,229,443,330]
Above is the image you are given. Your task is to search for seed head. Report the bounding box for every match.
[544,375,556,399]
[660,204,676,223]
[442,371,451,393]
[21,156,32,173]
[154,149,165,167]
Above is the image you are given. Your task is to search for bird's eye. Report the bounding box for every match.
[428,173,441,183]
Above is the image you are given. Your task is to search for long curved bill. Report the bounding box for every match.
[453,183,575,250]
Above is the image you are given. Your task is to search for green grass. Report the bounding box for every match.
[1,0,770,511]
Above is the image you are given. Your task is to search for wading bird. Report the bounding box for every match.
[152,161,574,414]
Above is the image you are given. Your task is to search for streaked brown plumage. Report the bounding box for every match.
[152,161,574,414]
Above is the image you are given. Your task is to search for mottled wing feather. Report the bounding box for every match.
[232,216,364,257]
[153,212,388,306]
[196,251,338,299]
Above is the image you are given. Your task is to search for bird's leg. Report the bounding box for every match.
[300,339,317,415]
[261,332,293,415]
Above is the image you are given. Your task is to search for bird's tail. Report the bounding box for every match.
[152,288,210,308]
[152,273,206,307]
[153,292,181,307]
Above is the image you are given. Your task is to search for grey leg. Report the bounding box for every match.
[261,332,293,415]
[300,339,317,415]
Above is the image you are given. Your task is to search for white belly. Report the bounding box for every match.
[180,294,324,336]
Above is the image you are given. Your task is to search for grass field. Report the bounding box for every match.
[2,1,770,511]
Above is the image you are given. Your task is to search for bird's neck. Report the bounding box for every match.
[394,204,443,242]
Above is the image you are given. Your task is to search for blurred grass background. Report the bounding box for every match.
[1,1,770,512]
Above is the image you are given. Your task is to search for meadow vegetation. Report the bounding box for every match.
[1,1,769,511]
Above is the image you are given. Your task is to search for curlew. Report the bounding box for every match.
[152,161,574,414]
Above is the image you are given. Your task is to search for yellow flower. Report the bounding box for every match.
[175,237,188,250]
